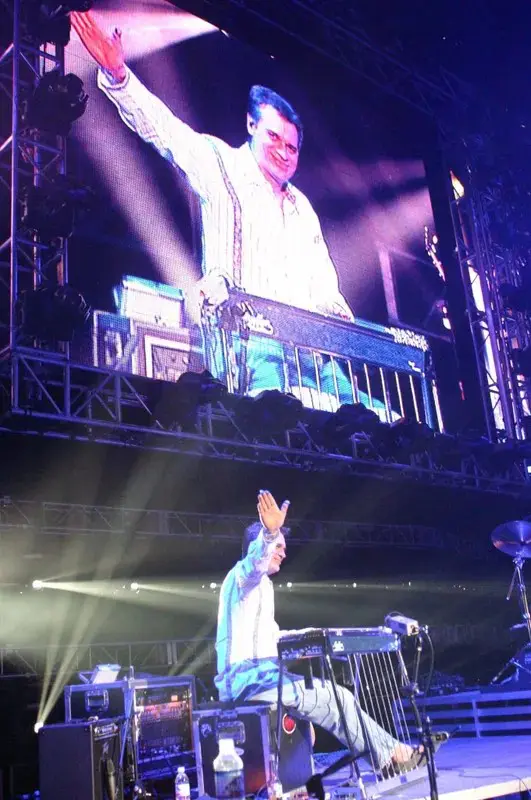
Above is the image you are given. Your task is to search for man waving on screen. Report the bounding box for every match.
[71,11,356,397]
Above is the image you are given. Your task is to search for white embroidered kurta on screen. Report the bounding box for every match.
[98,67,352,318]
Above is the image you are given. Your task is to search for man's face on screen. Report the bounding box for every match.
[248,105,300,187]
[267,534,286,576]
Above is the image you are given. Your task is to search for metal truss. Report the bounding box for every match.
[0,637,216,678]
[190,0,471,119]
[0,0,69,369]
[1,348,529,494]
[0,623,509,678]
[482,184,531,428]
[448,178,520,440]
[440,122,531,443]
[0,495,487,558]
[429,622,509,649]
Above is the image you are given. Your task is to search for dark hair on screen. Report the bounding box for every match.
[242,521,290,558]
[247,85,304,149]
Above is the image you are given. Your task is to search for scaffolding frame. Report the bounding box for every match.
[448,176,518,439]
[0,623,511,679]
[0,350,529,493]
[0,496,487,557]
[1,0,530,478]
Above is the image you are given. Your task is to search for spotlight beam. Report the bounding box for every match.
[84,5,217,62]
[38,532,140,723]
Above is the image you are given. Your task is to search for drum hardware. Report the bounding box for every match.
[491,520,531,645]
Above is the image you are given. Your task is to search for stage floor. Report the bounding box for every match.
[324,737,531,800]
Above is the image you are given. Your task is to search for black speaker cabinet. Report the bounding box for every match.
[273,709,314,792]
[193,702,313,795]
[39,720,122,800]
[64,675,196,784]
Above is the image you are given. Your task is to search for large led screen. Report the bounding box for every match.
[65,0,453,427]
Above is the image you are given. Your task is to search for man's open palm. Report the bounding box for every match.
[257,491,290,532]
[71,11,126,81]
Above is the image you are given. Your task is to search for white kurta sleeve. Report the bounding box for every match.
[234,527,280,594]
[97,66,216,197]
[307,209,354,321]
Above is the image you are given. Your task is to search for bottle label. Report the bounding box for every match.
[269,780,283,800]
[175,786,190,800]
[214,769,245,800]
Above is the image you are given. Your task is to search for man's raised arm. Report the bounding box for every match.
[234,491,290,592]
[71,11,215,196]
[71,11,126,81]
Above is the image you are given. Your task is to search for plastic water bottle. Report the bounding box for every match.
[268,755,283,800]
[268,771,284,799]
[213,736,245,800]
[175,765,190,800]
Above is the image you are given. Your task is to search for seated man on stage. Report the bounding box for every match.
[215,490,427,776]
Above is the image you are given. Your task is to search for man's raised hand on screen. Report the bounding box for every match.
[71,11,126,82]
[257,490,290,533]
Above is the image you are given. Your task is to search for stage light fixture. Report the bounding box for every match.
[24,0,93,47]
[424,298,452,332]
[162,370,227,431]
[315,402,383,451]
[130,582,139,592]
[388,417,435,455]
[337,402,381,433]
[32,579,44,590]
[34,721,44,733]
[90,664,121,684]
[237,390,303,437]
[479,440,524,477]
[21,70,88,136]
[450,171,465,200]
[21,175,96,240]
[177,370,227,404]
[17,284,91,343]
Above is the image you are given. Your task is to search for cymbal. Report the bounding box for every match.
[491,520,531,558]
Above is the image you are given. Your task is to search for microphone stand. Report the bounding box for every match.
[400,630,439,800]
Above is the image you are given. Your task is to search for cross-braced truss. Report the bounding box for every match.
[0,0,69,360]
[0,495,487,558]
[0,623,510,678]
[1,348,529,493]
[0,638,217,678]
[449,179,521,440]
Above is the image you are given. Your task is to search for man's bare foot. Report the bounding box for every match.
[379,744,425,780]
[390,743,424,765]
